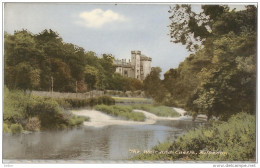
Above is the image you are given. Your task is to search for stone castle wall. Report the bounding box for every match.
[114,50,152,80]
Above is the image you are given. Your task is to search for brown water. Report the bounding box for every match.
[3,120,203,161]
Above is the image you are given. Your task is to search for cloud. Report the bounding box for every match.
[76,9,127,28]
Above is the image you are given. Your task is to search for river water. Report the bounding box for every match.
[3,120,203,161]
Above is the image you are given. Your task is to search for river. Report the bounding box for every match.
[3,119,203,161]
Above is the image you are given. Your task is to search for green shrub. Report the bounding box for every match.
[3,123,10,133]
[132,104,180,117]
[28,98,65,129]
[24,96,85,130]
[68,116,86,127]
[54,98,72,108]
[10,123,23,134]
[89,98,98,107]
[94,105,145,121]
[97,96,115,105]
[4,87,28,123]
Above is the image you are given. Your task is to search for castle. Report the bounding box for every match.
[113,51,152,80]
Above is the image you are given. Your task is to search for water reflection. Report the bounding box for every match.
[3,120,203,160]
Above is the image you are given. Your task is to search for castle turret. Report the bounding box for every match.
[131,50,141,80]
[140,55,152,80]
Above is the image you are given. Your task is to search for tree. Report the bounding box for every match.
[129,78,143,91]
[167,5,256,120]
[64,44,87,81]
[168,4,213,51]
[190,32,256,120]
[162,50,211,107]
[144,67,167,103]
[168,5,256,52]
[4,30,42,90]
[98,54,116,89]
[84,65,99,90]
[49,58,73,92]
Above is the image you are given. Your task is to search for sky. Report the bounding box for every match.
[4,3,248,75]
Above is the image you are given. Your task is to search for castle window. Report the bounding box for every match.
[124,70,128,76]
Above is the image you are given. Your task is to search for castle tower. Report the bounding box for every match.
[131,50,141,80]
[140,55,152,80]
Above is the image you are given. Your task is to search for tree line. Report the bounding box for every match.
[143,5,256,121]
[4,29,143,92]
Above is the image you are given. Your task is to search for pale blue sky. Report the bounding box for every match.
[4,3,247,75]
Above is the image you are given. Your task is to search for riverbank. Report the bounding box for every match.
[72,107,205,128]
[131,112,256,161]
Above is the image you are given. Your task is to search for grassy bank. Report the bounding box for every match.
[94,105,145,121]
[3,87,91,133]
[54,96,115,109]
[131,104,180,117]
[113,97,153,104]
[131,112,255,161]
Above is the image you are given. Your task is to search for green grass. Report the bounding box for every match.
[131,112,256,161]
[131,104,180,117]
[68,115,90,127]
[94,104,145,121]
[112,97,153,104]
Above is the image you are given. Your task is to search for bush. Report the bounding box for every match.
[54,98,72,108]
[25,117,41,131]
[132,104,180,117]
[97,96,115,105]
[4,87,28,124]
[68,116,86,127]
[10,123,23,134]
[3,123,10,133]
[24,96,86,130]
[53,96,115,109]
[94,105,145,121]
[26,98,64,129]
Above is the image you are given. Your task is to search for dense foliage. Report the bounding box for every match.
[143,67,168,103]
[4,29,143,92]
[54,96,115,108]
[3,87,89,132]
[132,112,255,161]
[94,105,146,121]
[144,5,256,121]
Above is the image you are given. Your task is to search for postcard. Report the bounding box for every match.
[2,2,257,167]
